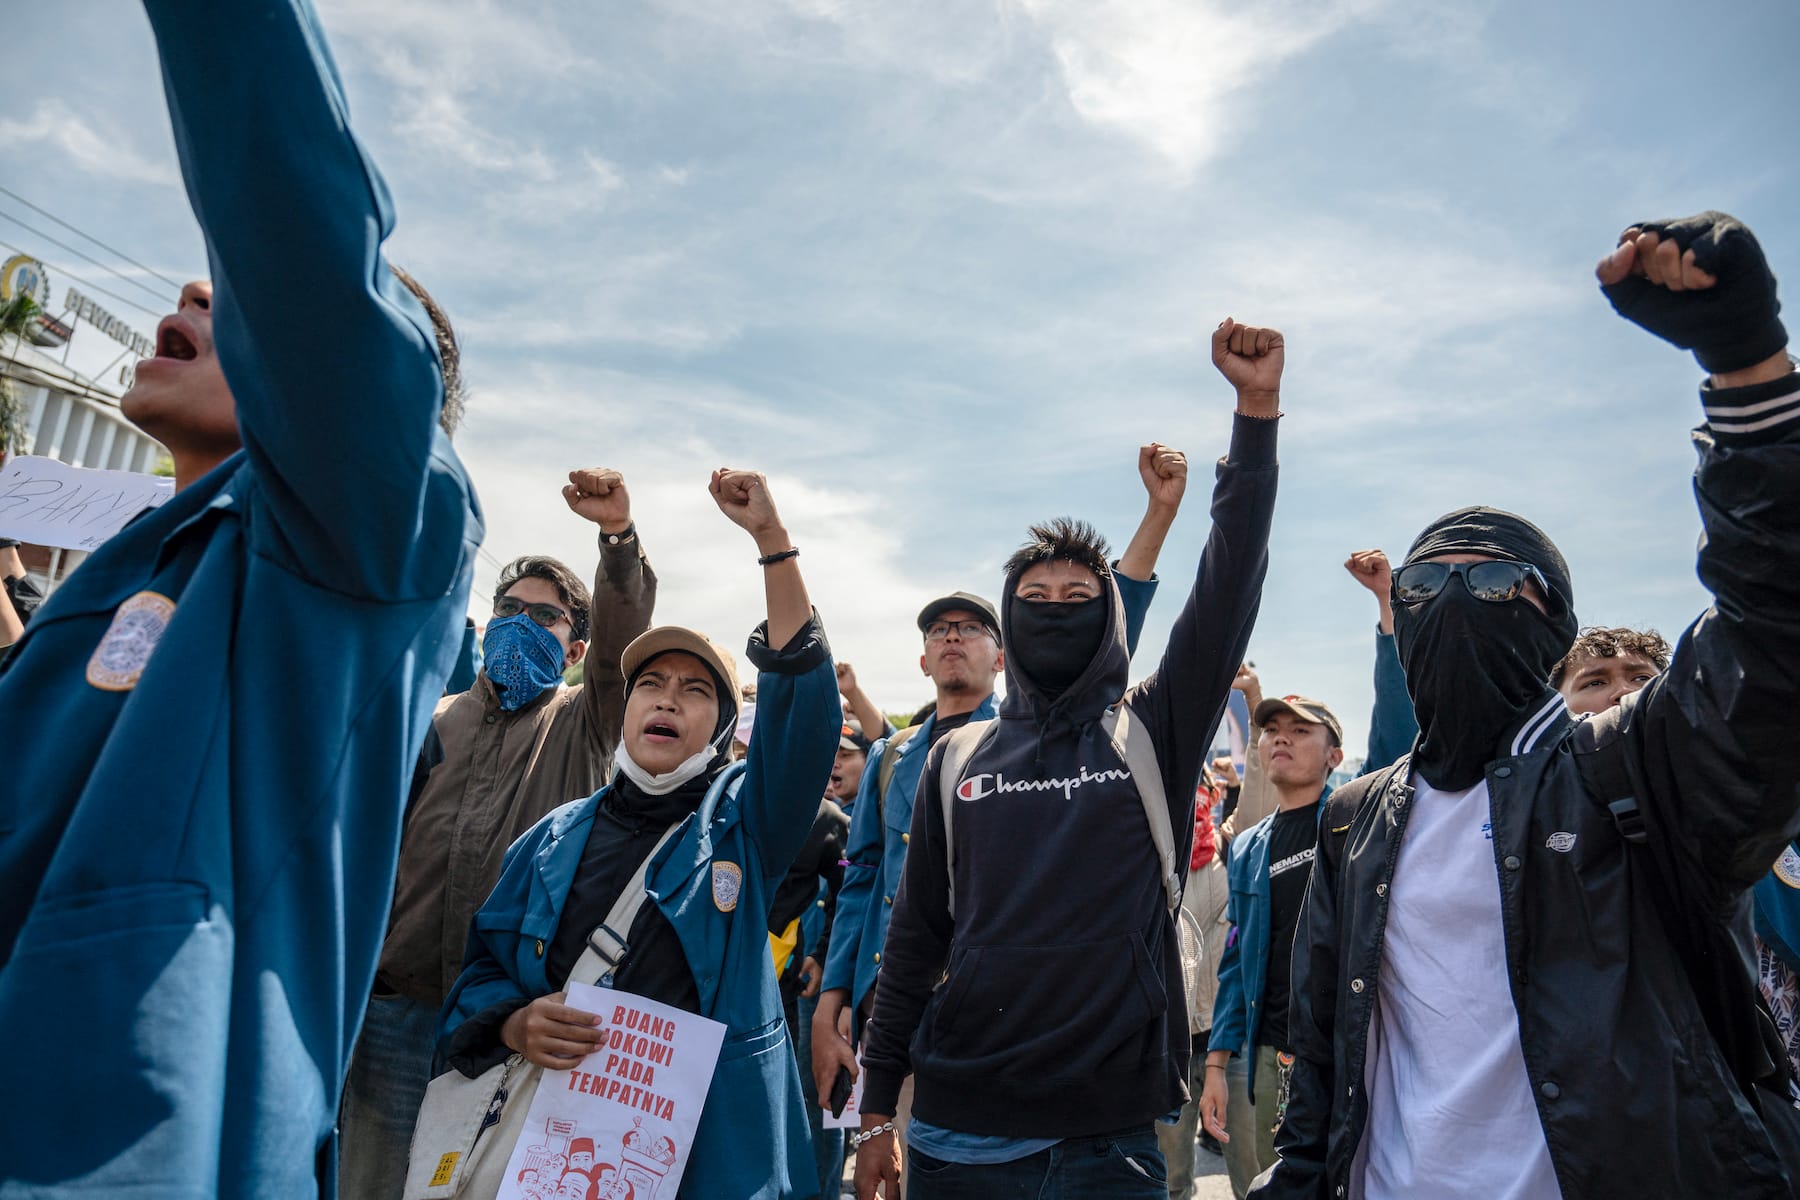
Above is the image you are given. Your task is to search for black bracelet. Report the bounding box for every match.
[758,546,800,567]
[601,522,637,547]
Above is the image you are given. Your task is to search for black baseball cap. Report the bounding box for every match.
[916,591,1000,636]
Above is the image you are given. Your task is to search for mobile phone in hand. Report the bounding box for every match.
[829,1065,853,1117]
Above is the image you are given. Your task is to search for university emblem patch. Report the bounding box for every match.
[1775,846,1800,889]
[86,591,176,691]
[712,861,743,912]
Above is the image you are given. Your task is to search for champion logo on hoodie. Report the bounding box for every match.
[957,763,1133,803]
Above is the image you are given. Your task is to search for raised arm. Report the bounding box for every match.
[1117,442,1188,585]
[142,0,475,599]
[1589,212,1800,894]
[564,468,657,748]
[1130,320,1283,837]
[1346,550,1418,768]
[836,662,892,741]
[713,470,839,881]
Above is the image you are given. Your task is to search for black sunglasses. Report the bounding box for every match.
[492,595,569,629]
[1392,560,1548,606]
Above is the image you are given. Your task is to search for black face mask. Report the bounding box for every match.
[1007,595,1108,699]
[1393,576,1573,791]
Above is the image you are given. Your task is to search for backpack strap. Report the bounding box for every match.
[937,719,1001,917]
[874,723,923,824]
[1100,701,1180,915]
[571,760,747,987]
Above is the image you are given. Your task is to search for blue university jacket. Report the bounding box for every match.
[1207,791,1329,1103]
[1754,846,1800,973]
[1366,630,1419,770]
[822,571,1158,1015]
[441,621,840,1200]
[0,2,480,1196]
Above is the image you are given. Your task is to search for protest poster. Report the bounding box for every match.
[0,455,174,551]
[821,1060,865,1131]
[497,984,725,1200]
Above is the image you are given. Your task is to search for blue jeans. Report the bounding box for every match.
[339,992,439,1200]
[792,992,848,1194]
[908,1129,1167,1199]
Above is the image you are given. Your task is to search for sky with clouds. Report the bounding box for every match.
[4,0,1793,757]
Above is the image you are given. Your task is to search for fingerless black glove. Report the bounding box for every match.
[1601,211,1786,374]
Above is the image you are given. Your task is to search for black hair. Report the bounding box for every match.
[390,263,464,438]
[494,556,592,642]
[1003,517,1112,582]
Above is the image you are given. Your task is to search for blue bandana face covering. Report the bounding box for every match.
[482,612,567,711]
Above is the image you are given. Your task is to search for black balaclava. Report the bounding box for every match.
[1006,594,1109,699]
[1394,506,1579,791]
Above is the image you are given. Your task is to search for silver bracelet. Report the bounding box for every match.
[849,1120,897,1149]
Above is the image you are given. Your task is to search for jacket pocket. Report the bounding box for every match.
[16,880,209,949]
[925,934,1167,1085]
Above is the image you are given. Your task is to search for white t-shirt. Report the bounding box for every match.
[1354,775,1562,1200]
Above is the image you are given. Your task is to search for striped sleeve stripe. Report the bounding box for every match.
[1706,379,1800,435]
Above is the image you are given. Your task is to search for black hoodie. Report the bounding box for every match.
[861,414,1278,1137]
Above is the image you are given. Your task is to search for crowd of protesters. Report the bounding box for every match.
[3,4,1800,1200]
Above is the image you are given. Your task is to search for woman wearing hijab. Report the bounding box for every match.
[436,469,840,1199]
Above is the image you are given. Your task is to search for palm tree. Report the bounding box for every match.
[0,291,42,463]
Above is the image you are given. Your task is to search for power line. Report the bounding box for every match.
[0,208,172,306]
[0,236,164,322]
[0,185,184,291]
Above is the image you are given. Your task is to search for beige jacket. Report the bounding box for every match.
[1179,854,1231,1035]
[378,535,655,1008]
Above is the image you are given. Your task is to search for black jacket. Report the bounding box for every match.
[860,413,1279,1136]
[1258,372,1800,1200]
[771,797,850,1002]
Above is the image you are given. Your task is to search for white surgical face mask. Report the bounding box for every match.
[613,740,715,795]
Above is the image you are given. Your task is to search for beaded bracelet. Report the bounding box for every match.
[849,1120,897,1149]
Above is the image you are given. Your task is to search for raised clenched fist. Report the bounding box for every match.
[1596,211,1786,375]
[1343,549,1393,596]
[1138,442,1188,510]
[709,468,785,540]
[563,468,632,532]
[1211,318,1285,415]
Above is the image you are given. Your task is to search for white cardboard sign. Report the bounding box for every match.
[0,455,174,551]
[497,984,726,1200]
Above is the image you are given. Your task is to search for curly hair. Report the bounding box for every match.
[494,556,592,642]
[1003,517,1112,582]
[1550,626,1672,688]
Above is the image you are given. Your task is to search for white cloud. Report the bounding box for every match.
[1014,0,1389,173]
[0,100,177,187]
[456,388,939,714]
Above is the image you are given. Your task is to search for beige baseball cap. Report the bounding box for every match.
[1253,694,1344,746]
[620,626,742,704]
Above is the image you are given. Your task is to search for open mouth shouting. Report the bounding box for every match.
[641,717,683,744]
[137,314,206,376]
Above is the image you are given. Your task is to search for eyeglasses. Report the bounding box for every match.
[924,620,994,642]
[1392,560,1548,606]
[493,595,570,629]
